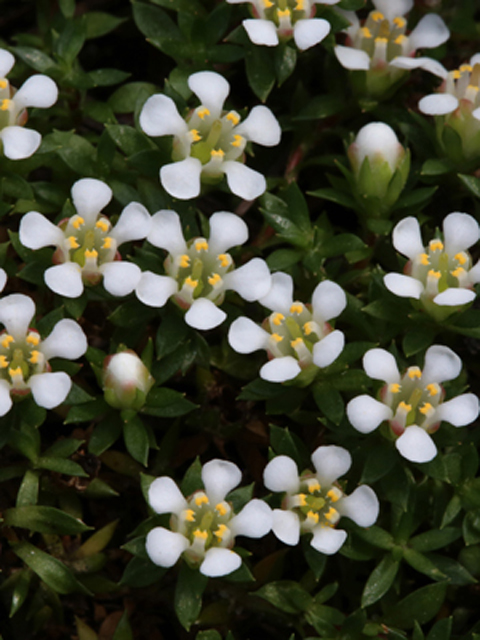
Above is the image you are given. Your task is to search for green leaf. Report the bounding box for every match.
[120,555,166,587]
[360,443,398,484]
[11,46,56,72]
[255,581,312,614]
[294,95,345,121]
[270,424,309,469]
[428,553,477,586]
[260,192,312,248]
[84,11,127,39]
[266,248,303,271]
[421,158,454,176]
[108,82,158,113]
[362,554,399,607]
[410,528,461,553]
[308,187,356,209]
[384,582,448,628]
[312,383,344,425]
[427,618,452,640]
[142,388,197,417]
[174,563,208,631]
[402,326,435,357]
[88,413,122,456]
[354,526,395,550]
[106,124,153,156]
[16,470,39,507]
[458,173,480,198]
[36,456,88,477]
[56,17,86,66]
[113,610,133,640]
[403,548,447,581]
[245,45,275,102]
[4,506,91,535]
[9,568,32,618]
[274,43,296,86]
[132,1,182,41]
[88,68,131,87]
[196,631,222,640]
[123,414,149,466]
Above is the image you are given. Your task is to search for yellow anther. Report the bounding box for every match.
[102,237,113,250]
[295,0,304,9]
[195,494,209,507]
[426,383,440,396]
[455,252,467,265]
[214,524,228,540]
[95,219,109,232]
[185,276,198,289]
[395,35,407,44]
[428,269,441,280]
[190,129,201,142]
[371,11,384,21]
[85,249,98,259]
[26,334,40,346]
[0,99,11,111]
[197,107,210,119]
[29,350,40,364]
[290,303,303,314]
[291,338,304,349]
[452,70,462,80]
[430,240,444,252]
[460,64,473,73]
[303,321,315,336]
[272,313,285,326]
[0,355,8,368]
[215,503,228,516]
[393,16,406,27]
[179,254,190,268]
[0,80,7,89]
[297,494,307,506]
[467,84,479,93]
[217,254,230,268]
[327,489,340,503]
[270,333,283,343]
[195,240,209,252]
[420,402,433,415]
[210,149,225,158]
[67,236,79,249]
[193,529,208,540]
[208,273,222,286]
[360,27,372,38]
[9,367,22,378]
[277,8,290,18]
[308,481,321,494]
[408,366,422,380]
[226,112,240,126]
[72,216,84,229]
[451,266,465,278]
[306,510,319,524]
[389,383,401,393]
[262,0,273,7]
[375,37,388,44]
[231,134,243,148]
[184,509,195,522]
[1,335,14,349]
[325,507,338,522]
[398,401,412,412]
[420,253,430,266]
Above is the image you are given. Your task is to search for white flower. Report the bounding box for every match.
[103,350,154,411]
[226,0,338,51]
[146,459,272,577]
[334,0,449,98]
[0,293,87,415]
[384,213,480,318]
[139,71,281,200]
[19,178,151,299]
[135,209,272,330]
[263,446,379,554]
[228,272,346,383]
[0,49,58,160]
[346,346,480,463]
[349,122,405,173]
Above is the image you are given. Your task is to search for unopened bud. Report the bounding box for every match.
[103,351,154,410]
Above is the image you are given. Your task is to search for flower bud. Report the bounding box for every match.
[103,350,154,411]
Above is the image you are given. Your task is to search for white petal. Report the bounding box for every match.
[347,395,393,434]
[102,262,143,297]
[146,527,189,567]
[443,212,480,254]
[242,19,279,47]
[433,288,476,306]
[139,94,187,137]
[435,394,480,427]
[222,161,266,201]
[0,126,41,160]
[271,509,300,545]
[311,445,351,485]
[470,54,480,66]
[473,107,480,122]
[44,263,84,298]
[312,330,344,368]
[334,45,371,71]
[71,178,112,223]
[13,75,58,110]
[293,19,330,51]
[148,476,187,514]
[260,356,301,383]
[224,258,272,302]
[422,345,461,385]
[19,211,64,250]
[384,273,424,299]
[392,217,424,260]
[353,122,403,173]
[363,348,400,383]
[40,319,87,360]
[110,202,151,246]
[0,293,35,340]
[185,298,226,330]
[418,93,458,116]
[0,379,12,417]
[188,71,230,119]
[228,317,270,354]
[390,56,447,79]
[0,49,15,78]
[409,14,450,50]
[230,499,272,538]
[160,158,202,200]
[0,269,7,293]
[200,548,242,577]
[311,526,347,555]
[469,260,480,284]
[235,106,281,147]
[263,455,300,493]
[148,209,187,254]
[259,271,294,314]
[29,371,71,409]
[372,0,413,21]
[208,211,248,254]
[311,280,346,323]
[202,459,242,504]
[337,486,379,527]
[395,426,437,463]
[135,272,177,308]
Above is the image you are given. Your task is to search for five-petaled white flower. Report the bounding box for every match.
[346,346,480,463]
[334,0,449,98]
[146,459,272,577]
[226,0,338,51]
[135,209,272,330]
[19,178,151,299]
[228,272,346,383]
[0,293,87,415]
[139,71,281,201]
[264,445,379,554]
[0,49,58,160]
[384,213,480,319]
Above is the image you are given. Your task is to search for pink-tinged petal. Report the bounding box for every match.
[312,330,344,368]
[363,348,400,383]
[443,212,480,254]
[272,509,300,546]
[200,548,242,577]
[148,476,187,514]
[223,258,272,302]
[185,298,226,330]
[135,272,177,308]
[202,459,242,504]
[101,262,143,297]
[311,280,346,323]
[139,94,188,137]
[235,105,281,147]
[148,209,187,254]
[222,161,266,201]
[434,393,480,427]
[259,271,294,314]
[0,293,35,340]
[311,445,351,485]
[347,395,393,434]
[0,49,15,77]
[0,379,12,416]
[242,19,279,47]
[390,56,447,79]
[19,211,64,250]
[188,71,230,119]
[40,319,87,360]
[422,345,461,385]
[263,455,300,494]
[208,211,248,254]
[71,178,112,223]
[228,317,270,354]
[409,14,450,50]
[433,288,475,306]
[372,0,413,21]
[29,371,71,409]
[260,356,301,383]
[337,486,379,527]
[160,158,202,200]
[0,126,41,160]
[418,93,458,116]
[293,18,330,51]
[334,45,371,71]
[395,426,437,463]
[110,202,151,246]
[44,263,84,298]
[230,499,272,538]
[392,216,424,260]
[311,525,347,555]
[13,75,58,109]
[0,268,6,293]
[146,527,189,567]
[384,273,424,299]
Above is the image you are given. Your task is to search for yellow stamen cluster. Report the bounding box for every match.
[0,99,11,111]
[2,335,14,349]
[217,254,229,268]
[85,249,98,259]
[290,303,303,314]
[419,402,433,415]
[72,216,84,229]
[271,333,283,343]
[408,367,422,380]
[67,236,79,249]
[308,481,321,494]
[96,220,109,232]
[102,238,112,250]
[184,509,195,522]
[193,529,208,540]
[215,503,227,516]
[277,8,290,18]
[26,334,40,346]
[371,11,384,21]
[226,112,240,126]
[389,383,401,393]
[231,134,243,148]
[185,276,198,289]
[430,240,444,252]
[0,356,8,368]
[208,273,222,286]
[179,255,190,269]
[211,149,225,158]
[190,129,201,142]
[195,495,209,507]
[0,80,7,89]
[291,337,304,349]
[197,107,210,119]
[272,313,285,326]
[195,240,209,252]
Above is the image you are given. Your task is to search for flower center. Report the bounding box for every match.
[181,109,245,167]
[288,474,343,532]
[254,0,314,27]
[58,215,117,278]
[352,11,411,65]
[0,329,47,390]
[446,62,480,108]
[410,240,472,298]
